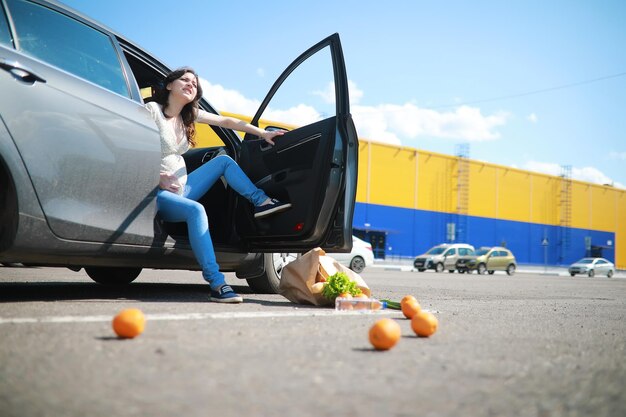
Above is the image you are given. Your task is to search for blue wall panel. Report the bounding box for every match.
[353,202,615,265]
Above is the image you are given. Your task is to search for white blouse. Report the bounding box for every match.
[145,101,191,195]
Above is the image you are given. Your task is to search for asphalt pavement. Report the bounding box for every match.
[1,265,625,417]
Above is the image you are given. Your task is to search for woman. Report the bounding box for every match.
[146,67,290,303]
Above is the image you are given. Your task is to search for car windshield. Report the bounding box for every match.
[427,247,446,255]
[476,249,490,256]
[575,258,594,264]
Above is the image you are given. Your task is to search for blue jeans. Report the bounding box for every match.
[157,155,268,288]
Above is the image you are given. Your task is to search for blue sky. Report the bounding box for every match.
[61,0,626,188]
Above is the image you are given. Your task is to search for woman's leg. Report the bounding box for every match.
[156,189,225,288]
[184,155,267,205]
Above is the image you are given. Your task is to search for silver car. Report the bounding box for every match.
[0,0,358,293]
[332,235,375,273]
[568,258,615,278]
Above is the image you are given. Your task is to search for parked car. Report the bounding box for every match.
[413,243,474,273]
[568,258,615,278]
[458,247,517,275]
[332,236,374,273]
[0,1,358,294]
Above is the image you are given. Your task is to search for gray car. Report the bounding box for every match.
[568,258,615,278]
[0,0,358,293]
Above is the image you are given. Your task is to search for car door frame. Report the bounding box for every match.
[235,33,357,253]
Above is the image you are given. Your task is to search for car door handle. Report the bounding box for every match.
[0,59,46,84]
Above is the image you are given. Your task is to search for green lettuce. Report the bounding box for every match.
[321,272,363,300]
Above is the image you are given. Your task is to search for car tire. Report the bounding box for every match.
[246,253,298,294]
[85,267,142,285]
[488,270,495,275]
[570,273,575,277]
[506,264,516,276]
[607,270,613,278]
[588,269,595,278]
[448,270,455,273]
[435,263,444,273]
[349,256,366,273]
[477,264,487,275]
[417,268,426,272]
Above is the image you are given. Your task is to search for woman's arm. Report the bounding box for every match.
[196,109,284,145]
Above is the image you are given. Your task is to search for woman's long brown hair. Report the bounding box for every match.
[152,67,203,147]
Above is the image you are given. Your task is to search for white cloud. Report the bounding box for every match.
[352,103,509,144]
[200,78,321,126]
[522,161,625,189]
[200,79,260,115]
[608,151,626,161]
[527,113,538,123]
[200,78,508,145]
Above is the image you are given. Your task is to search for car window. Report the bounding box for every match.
[0,4,13,46]
[7,0,129,97]
[476,249,489,256]
[596,259,606,265]
[427,247,446,255]
[445,249,456,256]
[253,45,334,130]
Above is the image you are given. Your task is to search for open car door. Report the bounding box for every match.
[236,33,358,252]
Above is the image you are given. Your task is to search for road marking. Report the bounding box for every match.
[0,309,406,325]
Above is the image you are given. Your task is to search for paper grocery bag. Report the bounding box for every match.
[278,247,370,306]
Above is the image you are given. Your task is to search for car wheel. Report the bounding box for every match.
[417,268,426,272]
[506,264,516,276]
[477,264,487,275]
[85,267,142,285]
[488,270,495,275]
[435,263,444,273]
[607,270,613,278]
[448,270,455,273]
[246,253,298,294]
[349,256,366,273]
[570,273,575,277]
[588,269,595,278]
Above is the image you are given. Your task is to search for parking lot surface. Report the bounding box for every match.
[1,265,625,417]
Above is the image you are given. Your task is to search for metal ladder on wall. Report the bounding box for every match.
[455,144,470,243]
[558,165,573,264]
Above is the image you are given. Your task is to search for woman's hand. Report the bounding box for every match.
[260,129,285,146]
[159,172,181,193]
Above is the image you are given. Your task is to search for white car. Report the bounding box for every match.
[332,236,375,273]
[568,258,615,278]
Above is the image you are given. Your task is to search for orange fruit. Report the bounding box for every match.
[401,296,421,319]
[368,318,401,350]
[112,308,145,339]
[401,295,417,304]
[411,311,438,337]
